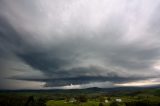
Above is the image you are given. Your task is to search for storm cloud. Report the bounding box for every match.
[0,0,160,89]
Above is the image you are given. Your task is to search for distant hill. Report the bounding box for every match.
[0,85,160,96]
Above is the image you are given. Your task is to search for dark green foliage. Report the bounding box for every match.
[107,97,111,101]
[110,101,119,106]
[99,102,104,106]
[125,100,160,106]
[0,95,47,106]
[98,96,105,102]
[0,88,160,106]
[25,96,35,106]
[0,95,27,106]
[76,95,88,102]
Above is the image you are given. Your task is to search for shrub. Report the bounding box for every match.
[110,101,119,106]
[76,95,88,102]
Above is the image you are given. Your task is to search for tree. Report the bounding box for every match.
[110,101,118,106]
[76,95,87,102]
[99,102,104,106]
[98,96,105,102]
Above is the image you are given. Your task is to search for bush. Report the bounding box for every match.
[98,96,105,102]
[99,102,104,106]
[110,101,119,106]
[76,95,88,102]
[125,100,160,106]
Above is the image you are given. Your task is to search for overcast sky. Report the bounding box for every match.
[0,0,160,89]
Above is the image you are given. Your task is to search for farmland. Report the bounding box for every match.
[0,87,160,106]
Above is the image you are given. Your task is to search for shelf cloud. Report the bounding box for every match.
[0,0,160,89]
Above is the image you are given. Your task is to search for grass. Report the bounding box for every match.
[0,88,160,106]
[46,100,111,106]
[47,100,74,106]
[46,95,160,106]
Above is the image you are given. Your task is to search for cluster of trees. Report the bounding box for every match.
[0,90,160,106]
[0,95,47,106]
[0,95,26,106]
[125,100,160,106]
[24,96,47,106]
[75,95,88,103]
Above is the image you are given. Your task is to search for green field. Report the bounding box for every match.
[46,100,103,106]
[45,96,160,106]
[0,88,160,106]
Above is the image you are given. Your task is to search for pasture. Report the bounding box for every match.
[0,87,160,106]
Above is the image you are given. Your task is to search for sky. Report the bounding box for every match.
[0,0,160,89]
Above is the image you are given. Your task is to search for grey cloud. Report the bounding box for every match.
[11,75,149,87]
[0,0,160,89]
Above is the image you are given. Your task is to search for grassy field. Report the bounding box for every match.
[46,93,160,106]
[46,100,126,106]
[0,87,160,106]
[46,96,160,106]
[46,100,102,106]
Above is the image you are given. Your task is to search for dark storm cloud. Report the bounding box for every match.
[0,0,160,89]
[11,75,149,87]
